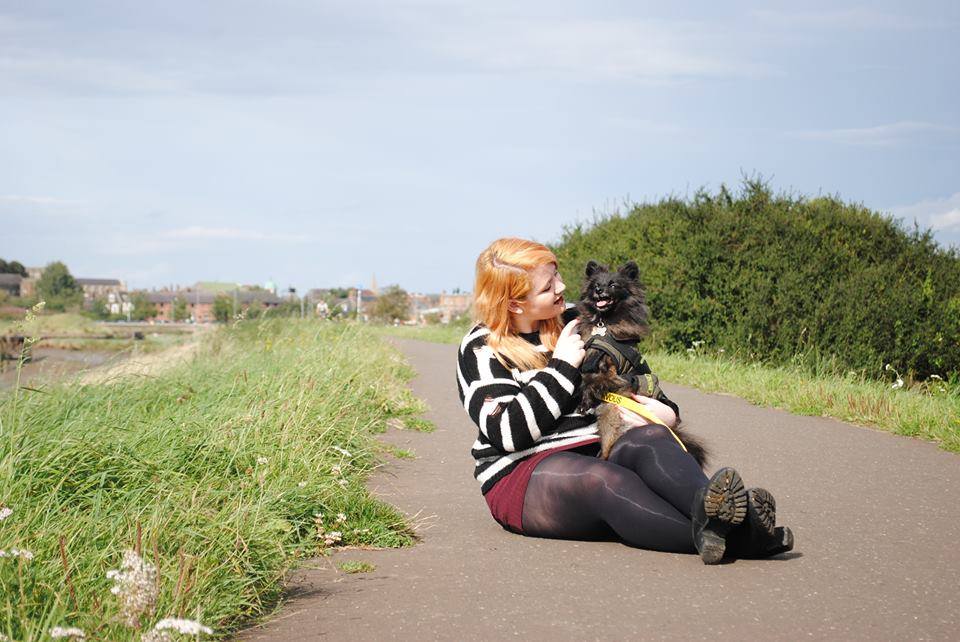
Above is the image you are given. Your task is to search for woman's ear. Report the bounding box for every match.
[619,261,639,281]
[507,300,524,314]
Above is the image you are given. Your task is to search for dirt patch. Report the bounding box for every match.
[79,336,205,385]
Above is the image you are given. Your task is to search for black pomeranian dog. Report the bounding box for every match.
[574,260,709,466]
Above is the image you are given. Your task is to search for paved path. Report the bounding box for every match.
[237,338,960,641]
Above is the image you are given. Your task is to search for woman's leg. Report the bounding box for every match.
[520,451,695,553]
[606,424,710,518]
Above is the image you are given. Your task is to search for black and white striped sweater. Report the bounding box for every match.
[456,323,600,495]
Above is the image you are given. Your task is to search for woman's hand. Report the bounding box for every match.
[618,393,678,429]
[552,319,585,368]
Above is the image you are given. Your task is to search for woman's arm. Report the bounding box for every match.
[618,393,679,429]
[457,329,582,453]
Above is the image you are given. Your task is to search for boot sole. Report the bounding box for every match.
[747,488,777,538]
[700,467,748,564]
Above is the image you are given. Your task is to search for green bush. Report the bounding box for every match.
[551,179,960,381]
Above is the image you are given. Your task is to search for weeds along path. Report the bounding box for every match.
[238,337,960,641]
[78,329,209,385]
[0,321,428,641]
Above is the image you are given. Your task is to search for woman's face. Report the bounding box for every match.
[510,262,566,325]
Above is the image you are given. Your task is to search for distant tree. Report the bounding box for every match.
[89,298,110,320]
[129,291,156,321]
[371,285,411,324]
[36,261,82,311]
[245,300,265,320]
[213,294,233,323]
[273,300,301,317]
[0,259,27,276]
[423,311,442,325]
[172,296,189,322]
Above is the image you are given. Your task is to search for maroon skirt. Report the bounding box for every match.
[484,438,601,534]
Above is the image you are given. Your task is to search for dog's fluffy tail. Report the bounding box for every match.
[675,427,710,470]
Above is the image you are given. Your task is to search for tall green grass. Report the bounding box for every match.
[377,323,959,453]
[0,319,431,640]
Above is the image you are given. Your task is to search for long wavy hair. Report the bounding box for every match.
[473,237,564,371]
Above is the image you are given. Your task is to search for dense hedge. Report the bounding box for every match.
[551,180,960,381]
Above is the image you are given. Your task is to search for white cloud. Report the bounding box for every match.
[162,226,307,242]
[0,194,80,205]
[891,192,960,232]
[789,121,960,147]
[428,18,774,81]
[749,8,941,31]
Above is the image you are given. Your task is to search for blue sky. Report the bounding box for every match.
[1,0,958,294]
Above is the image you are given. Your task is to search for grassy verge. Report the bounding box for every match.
[375,323,959,453]
[0,319,432,640]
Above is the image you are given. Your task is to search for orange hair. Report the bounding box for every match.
[474,237,564,371]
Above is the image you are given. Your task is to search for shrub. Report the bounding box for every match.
[551,179,960,380]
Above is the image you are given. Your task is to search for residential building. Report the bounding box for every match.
[439,291,472,323]
[146,289,282,322]
[0,274,22,297]
[76,278,125,302]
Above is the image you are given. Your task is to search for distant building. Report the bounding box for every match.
[0,274,22,297]
[409,292,441,324]
[439,291,472,323]
[19,267,43,298]
[76,278,125,302]
[107,291,133,316]
[146,289,282,322]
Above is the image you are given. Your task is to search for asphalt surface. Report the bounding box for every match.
[236,338,960,641]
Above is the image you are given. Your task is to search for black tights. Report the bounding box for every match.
[521,425,710,553]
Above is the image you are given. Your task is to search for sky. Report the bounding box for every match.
[1,0,958,295]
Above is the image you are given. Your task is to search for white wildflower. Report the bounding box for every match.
[256,456,269,465]
[49,626,86,639]
[892,377,904,390]
[0,632,9,641]
[313,512,323,521]
[324,531,342,546]
[332,446,352,457]
[0,506,11,521]
[297,481,308,488]
[154,617,213,636]
[330,464,342,475]
[140,631,173,642]
[930,374,943,381]
[884,363,892,371]
[336,513,346,523]
[338,479,348,487]
[0,547,34,560]
[107,549,158,627]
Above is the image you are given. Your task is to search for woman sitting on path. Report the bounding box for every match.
[455,237,794,563]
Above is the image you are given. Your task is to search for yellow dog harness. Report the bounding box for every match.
[601,392,689,453]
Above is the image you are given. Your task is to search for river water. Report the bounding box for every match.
[0,347,119,390]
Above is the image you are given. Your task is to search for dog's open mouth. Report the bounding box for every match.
[594,297,613,310]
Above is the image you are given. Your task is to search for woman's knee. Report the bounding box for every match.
[622,423,674,444]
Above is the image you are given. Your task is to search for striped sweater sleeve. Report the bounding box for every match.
[456,327,582,454]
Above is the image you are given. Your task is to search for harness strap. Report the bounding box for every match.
[583,334,650,376]
[602,392,688,453]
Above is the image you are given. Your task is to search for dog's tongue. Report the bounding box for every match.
[596,299,611,309]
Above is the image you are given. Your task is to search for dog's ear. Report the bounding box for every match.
[585,260,601,277]
[619,261,639,281]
